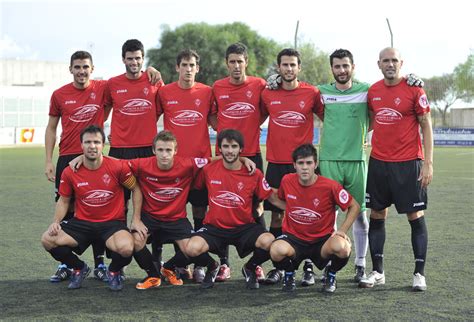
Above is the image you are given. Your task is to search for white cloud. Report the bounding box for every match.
[0,35,38,59]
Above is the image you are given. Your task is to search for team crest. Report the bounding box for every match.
[339,189,349,204]
[195,99,201,107]
[90,92,96,100]
[299,101,305,109]
[237,182,244,191]
[419,95,429,109]
[246,90,253,98]
[143,88,149,96]
[313,198,320,208]
[394,97,401,106]
[102,174,111,186]
[262,178,271,191]
[175,178,180,183]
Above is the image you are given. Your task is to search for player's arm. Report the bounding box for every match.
[334,198,360,240]
[266,189,286,210]
[44,116,60,182]
[125,177,146,239]
[418,112,434,188]
[47,196,71,236]
[145,66,162,85]
[208,113,217,131]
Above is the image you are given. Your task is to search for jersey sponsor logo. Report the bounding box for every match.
[77,182,89,187]
[210,180,222,185]
[149,187,183,202]
[170,110,204,127]
[82,190,114,207]
[339,189,349,204]
[288,207,322,224]
[210,191,245,209]
[146,176,158,182]
[194,158,209,168]
[272,111,306,128]
[374,108,402,125]
[287,194,297,200]
[167,100,178,105]
[221,102,255,119]
[219,95,229,99]
[69,104,99,122]
[119,99,152,115]
[270,101,281,105]
[322,92,368,104]
[65,100,76,105]
[372,97,381,101]
[419,95,429,109]
[413,202,425,207]
[116,89,127,94]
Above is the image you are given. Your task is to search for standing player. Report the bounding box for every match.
[209,42,267,282]
[261,48,324,285]
[270,144,360,293]
[185,129,283,289]
[41,125,140,291]
[359,47,433,292]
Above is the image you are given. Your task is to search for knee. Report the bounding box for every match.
[116,238,134,257]
[41,231,55,250]
[256,233,274,250]
[133,233,147,252]
[370,209,387,220]
[269,241,288,261]
[185,240,201,258]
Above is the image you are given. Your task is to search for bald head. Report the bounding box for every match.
[377,47,404,84]
[379,47,401,60]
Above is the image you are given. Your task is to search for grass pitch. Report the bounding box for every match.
[0,146,473,320]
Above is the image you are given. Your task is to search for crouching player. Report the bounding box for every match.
[41,125,140,291]
[270,144,360,293]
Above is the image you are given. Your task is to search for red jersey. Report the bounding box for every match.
[157,82,214,157]
[368,80,430,162]
[261,82,324,163]
[212,76,265,156]
[129,156,209,221]
[279,174,352,242]
[195,161,272,229]
[49,80,106,156]
[59,157,134,222]
[105,73,163,148]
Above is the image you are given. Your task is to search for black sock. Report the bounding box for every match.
[192,252,215,269]
[409,216,428,275]
[328,255,350,273]
[151,239,163,264]
[303,259,314,270]
[269,227,282,238]
[246,248,270,270]
[133,247,160,277]
[193,218,204,231]
[163,249,189,270]
[109,250,132,273]
[369,218,385,273]
[274,256,294,272]
[49,246,83,270]
[219,245,230,266]
[92,240,105,267]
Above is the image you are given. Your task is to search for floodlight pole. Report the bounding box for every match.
[386,18,393,47]
[294,20,299,49]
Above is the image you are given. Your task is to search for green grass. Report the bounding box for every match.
[0,146,473,320]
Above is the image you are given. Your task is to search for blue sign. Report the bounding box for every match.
[433,128,474,146]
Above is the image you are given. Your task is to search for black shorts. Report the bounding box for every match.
[55,154,81,202]
[60,218,129,254]
[194,223,267,258]
[276,233,332,270]
[246,153,264,172]
[366,157,428,214]
[140,213,193,244]
[264,162,295,212]
[187,189,209,207]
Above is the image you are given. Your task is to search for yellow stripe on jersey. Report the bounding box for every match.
[122,175,137,190]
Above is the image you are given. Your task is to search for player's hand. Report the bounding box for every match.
[146,66,162,85]
[45,162,56,182]
[131,220,148,241]
[333,230,351,244]
[406,73,424,87]
[418,161,433,188]
[48,222,62,236]
[266,74,281,90]
[69,155,84,172]
[241,157,256,175]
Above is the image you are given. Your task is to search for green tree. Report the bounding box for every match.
[147,22,279,85]
[297,42,332,85]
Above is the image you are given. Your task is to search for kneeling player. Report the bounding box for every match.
[185,129,284,289]
[41,125,140,291]
[270,144,360,293]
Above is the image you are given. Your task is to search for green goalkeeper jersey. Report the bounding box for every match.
[318,82,370,161]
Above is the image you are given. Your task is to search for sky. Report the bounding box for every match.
[1,0,473,84]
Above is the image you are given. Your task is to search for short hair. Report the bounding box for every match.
[329,49,354,66]
[225,42,248,61]
[277,48,301,66]
[153,130,177,149]
[70,51,93,67]
[217,129,244,150]
[80,125,105,143]
[176,49,200,66]
[292,144,317,163]
[122,39,144,58]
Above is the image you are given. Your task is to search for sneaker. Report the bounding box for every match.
[93,264,109,282]
[412,273,427,292]
[108,271,123,291]
[68,264,91,289]
[255,265,265,283]
[323,271,337,293]
[119,267,126,281]
[136,276,161,290]
[301,268,315,286]
[354,265,366,283]
[216,264,231,282]
[176,266,193,280]
[282,271,296,292]
[264,268,284,285]
[320,265,330,284]
[241,265,259,289]
[161,267,184,285]
[50,264,72,283]
[193,266,206,283]
[200,264,220,289]
[359,271,385,288]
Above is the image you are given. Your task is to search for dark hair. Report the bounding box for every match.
[80,125,105,143]
[176,49,200,66]
[122,39,144,58]
[225,42,248,61]
[277,48,301,66]
[329,49,354,66]
[292,144,317,163]
[70,51,93,67]
[217,129,244,150]
[153,130,177,149]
